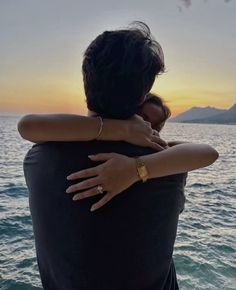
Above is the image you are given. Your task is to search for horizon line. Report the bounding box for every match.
[0,102,235,119]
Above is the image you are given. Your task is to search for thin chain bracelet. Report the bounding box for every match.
[95,116,103,140]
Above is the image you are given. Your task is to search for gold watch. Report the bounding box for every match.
[135,157,149,182]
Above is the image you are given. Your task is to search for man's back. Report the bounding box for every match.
[24,140,186,290]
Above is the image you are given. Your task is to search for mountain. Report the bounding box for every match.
[171,103,236,124]
[171,106,226,122]
[184,103,236,124]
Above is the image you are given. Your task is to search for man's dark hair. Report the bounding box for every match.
[82,21,165,119]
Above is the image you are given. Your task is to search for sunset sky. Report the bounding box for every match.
[0,0,235,117]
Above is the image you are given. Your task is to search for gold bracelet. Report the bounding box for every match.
[95,116,103,140]
[135,157,149,182]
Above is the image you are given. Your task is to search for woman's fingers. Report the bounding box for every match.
[147,141,164,151]
[151,135,167,147]
[90,193,114,212]
[152,129,160,136]
[144,119,152,126]
[66,177,101,193]
[88,153,116,161]
[67,167,100,180]
[72,187,114,212]
[67,153,116,180]
[72,186,104,201]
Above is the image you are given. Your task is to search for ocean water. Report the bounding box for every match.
[0,115,235,290]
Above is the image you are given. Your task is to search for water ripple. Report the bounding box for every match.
[0,117,236,289]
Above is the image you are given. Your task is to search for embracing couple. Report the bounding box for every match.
[18,21,218,290]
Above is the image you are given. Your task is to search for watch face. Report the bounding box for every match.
[140,167,146,176]
[139,166,148,180]
[136,158,148,181]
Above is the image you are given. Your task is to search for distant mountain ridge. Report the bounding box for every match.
[171,103,236,124]
[172,106,226,122]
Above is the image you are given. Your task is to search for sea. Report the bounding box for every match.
[0,115,235,290]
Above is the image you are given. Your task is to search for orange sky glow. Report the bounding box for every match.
[0,0,235,117]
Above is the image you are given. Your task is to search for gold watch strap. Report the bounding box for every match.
[135,157,149,182]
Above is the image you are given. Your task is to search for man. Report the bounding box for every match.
[23,21,186,289]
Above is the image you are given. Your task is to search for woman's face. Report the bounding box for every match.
[140,102,166,132]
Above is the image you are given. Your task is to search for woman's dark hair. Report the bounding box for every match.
[142,93,171,121]
[82,21,165,119]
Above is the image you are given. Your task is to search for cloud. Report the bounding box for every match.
[181,0,192,8]
[179,0,232,9]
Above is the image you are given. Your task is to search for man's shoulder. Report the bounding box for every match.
[28,140,156,157]
[23,140,156,173]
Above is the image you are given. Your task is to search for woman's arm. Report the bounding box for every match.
[17,114,125,142]
[167,140,189,147]
[17,114,166,150]
[140,143,218,179]
[66,143,219,211]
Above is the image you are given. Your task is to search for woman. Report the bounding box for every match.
[138,93,171,133]
[18,93,219,211]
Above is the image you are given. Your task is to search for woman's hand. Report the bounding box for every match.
[66,153,139,212]
[121,115,167,151]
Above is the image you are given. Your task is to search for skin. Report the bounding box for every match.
[17,102,219,212]
[66,106,218,211]
[67,145,218,212]
[18,113,166,151]
[139,102,166,132]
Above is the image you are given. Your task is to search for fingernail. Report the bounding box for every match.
[66,188,71,193]
[73,196,79,201]
[88,155,94,158]
[67,176,71,180]
[90,206,96,212]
